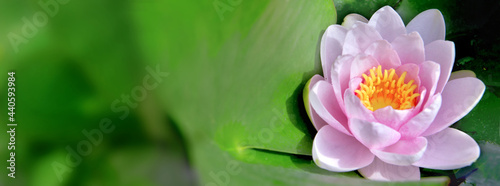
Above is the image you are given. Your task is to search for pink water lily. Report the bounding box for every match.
[304,6,485,181]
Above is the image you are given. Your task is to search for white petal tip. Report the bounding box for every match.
[342,14,368,29]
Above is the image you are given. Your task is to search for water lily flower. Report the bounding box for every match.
[303,6,485,181]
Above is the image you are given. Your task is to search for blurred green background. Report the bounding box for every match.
[0,0,499,185]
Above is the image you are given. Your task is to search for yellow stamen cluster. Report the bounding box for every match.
[355,65,420,111]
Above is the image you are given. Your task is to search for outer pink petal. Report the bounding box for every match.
[399,94,442,138]
[368,6,406,42]
[448,70,476,81]
[363,40,401,69]
[349,118,401,149]
[413,128,480,170]
[406,9,445,45]
[321,25,348,83]
[391,32,425,65]
[421,77,485,136]
[344,88,375,121]
[359,158,420,181]
[312,125,374,172]
[425,40,455,93]
[342,22,383,56]
[330,55,354,111]
[306,75,329,130]
[373,107,412,130]
[342,13,368,29]
[372,137,427,166]
[350,54,379,80]
[309,80,350,135]
[418,61,440,103]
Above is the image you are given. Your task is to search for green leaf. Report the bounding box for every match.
[194,138,448,185]
[456,142,500,185]
[133,0,336,157]
[58,145,194,186]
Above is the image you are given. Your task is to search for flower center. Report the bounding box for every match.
[355,65,420,111]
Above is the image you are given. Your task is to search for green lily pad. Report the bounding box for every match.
[456,142,500,185]
[133,0,336,157]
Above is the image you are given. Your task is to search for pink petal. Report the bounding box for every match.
[413,128,480,170]
[348,77,363,93]
[421,77,485,136]
[372,137,427,166]
[309,107,329,132]
[425,40,455,93]
[418,61,440,103]
[330,55,354,111]
[448,70,476,81]
[395,63,421,88]
[406,9,445,45]
[306,75,329,130]
[349,118,401,149]
[399,94,442,138]
[391,32,425,65]
[359,158,420,181]
[321,25,348,83]
[368,6,406,42]
[342,14,368,29]
[413,87,427,114]
[343,22,383,56]
[363,40,401,69]
[373,106,412,130]
[312,125,374,172]
[309,80,350,135]
[350,54,379,80]
[344,87,375,121]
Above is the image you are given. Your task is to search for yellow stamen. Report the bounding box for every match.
[355,65,420,111]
